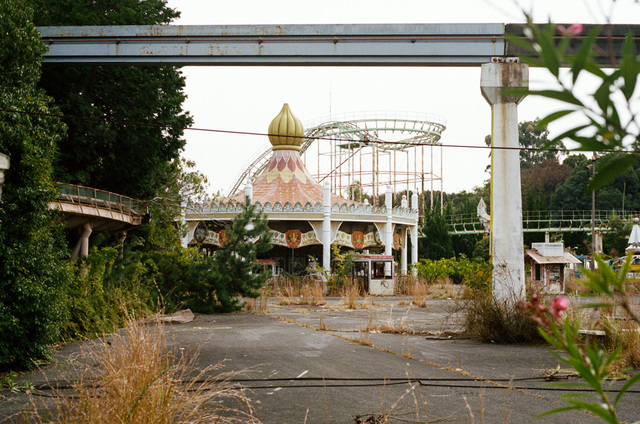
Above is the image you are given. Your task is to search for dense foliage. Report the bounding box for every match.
[419,210,454,260]
[415,256,491,292]
[0,0,73,369]
[30,0,192,199]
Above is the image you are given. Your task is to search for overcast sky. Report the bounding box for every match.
[166,0,639,196]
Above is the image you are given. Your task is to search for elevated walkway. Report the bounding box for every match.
[51,182,146,232]
[446,210,634,235]
[50,183,146,259]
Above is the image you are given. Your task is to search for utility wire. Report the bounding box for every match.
[0,106,619,154]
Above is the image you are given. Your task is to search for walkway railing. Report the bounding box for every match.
[55,182,146,217]
[445,210,638,235]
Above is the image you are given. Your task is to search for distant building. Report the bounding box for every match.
[525,239,581,294]
[183,104,420,294]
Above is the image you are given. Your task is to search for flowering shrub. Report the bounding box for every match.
[518,254,640,422]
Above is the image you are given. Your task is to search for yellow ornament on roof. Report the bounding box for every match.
[268,103,304,151]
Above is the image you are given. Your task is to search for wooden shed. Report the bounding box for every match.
[525,242,581,294]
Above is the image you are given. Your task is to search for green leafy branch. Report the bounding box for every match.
[507,16,640,191]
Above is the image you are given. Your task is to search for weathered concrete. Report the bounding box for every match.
[481,58,528,301]
[1,298,638,423]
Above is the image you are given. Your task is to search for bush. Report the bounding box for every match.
[415,256,491,291]
[461,292,544,344]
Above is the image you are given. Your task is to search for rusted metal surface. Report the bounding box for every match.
[38,23,639,67]
[38,23,505,66]
[50,182,145,232]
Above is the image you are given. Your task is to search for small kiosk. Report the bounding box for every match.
[352,254,395,295]
[525,242,580,294]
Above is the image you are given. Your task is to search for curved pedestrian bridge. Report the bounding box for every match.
[50,182,146,232]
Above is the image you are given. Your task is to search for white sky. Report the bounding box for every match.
[167,0,639,196]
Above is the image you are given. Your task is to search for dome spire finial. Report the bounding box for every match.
[268,103,304,151]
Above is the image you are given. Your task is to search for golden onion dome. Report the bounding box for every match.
[268,103,304,151]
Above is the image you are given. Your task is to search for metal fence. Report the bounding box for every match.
[445,209,639,235]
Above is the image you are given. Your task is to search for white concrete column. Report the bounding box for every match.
[481,58,528,301]
[400,195,408,274]
[322,181,332,277]
[384,185,393,277]
[80,222,92,258]
[0,153,9,202]
[245,179,253,205]
[400,229,407,275]
[411,192,419,276]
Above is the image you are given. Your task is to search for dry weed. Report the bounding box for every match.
[26,317,259,424]
[341,283,361,309]
[410,280,429,308]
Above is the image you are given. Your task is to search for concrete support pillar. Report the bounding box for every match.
[117,230,128,258]
[0,153,9,202]
[72,222,93,261]
[322,181,332,278]
[481,58,528,301]
[411,192,419,276]
[384,185,393,277]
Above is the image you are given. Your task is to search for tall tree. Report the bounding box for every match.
[550,153,640,212]
[0,0,72,369]
[30,0,192,199]
[419,210,454,260]
[521,158,572,211]
[484,119,565,169]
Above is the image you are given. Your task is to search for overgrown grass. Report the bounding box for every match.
[269,276,326,306]
[341,283,361,309]
[461,292,544,344]
[25,317,259,424]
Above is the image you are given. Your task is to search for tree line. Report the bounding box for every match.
[0,0,271,370]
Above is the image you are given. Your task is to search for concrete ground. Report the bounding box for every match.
[1,296,639,423]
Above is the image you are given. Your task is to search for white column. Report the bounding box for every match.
[400,195,408,274]
[322,181,332,278]
[384,185,393,277]
[80,222,92,258]
[411,192,419,276]
[481,58,528,301]
[244,179,253,204]
[400,229,407,274]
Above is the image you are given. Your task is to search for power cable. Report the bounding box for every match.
[1,106,619,155]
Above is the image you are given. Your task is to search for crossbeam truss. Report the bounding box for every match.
[446,209,638,235]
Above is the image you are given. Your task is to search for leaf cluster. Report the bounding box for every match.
[510,17,640,191]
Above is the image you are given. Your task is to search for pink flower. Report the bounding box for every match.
[557,24,583,36]
[550,297,570,318]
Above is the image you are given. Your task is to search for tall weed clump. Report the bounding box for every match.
[28,318,260,424]
[462,292,543,344]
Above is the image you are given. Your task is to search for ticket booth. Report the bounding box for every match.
[352,254,395,295]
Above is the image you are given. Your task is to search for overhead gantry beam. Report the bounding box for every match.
[37,23,638,67]
[38,24,506,66]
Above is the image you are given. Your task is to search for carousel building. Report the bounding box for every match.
[183,104,420,294]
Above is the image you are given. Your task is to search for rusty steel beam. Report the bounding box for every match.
[38,23,639,67]
[38,24,506,66]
